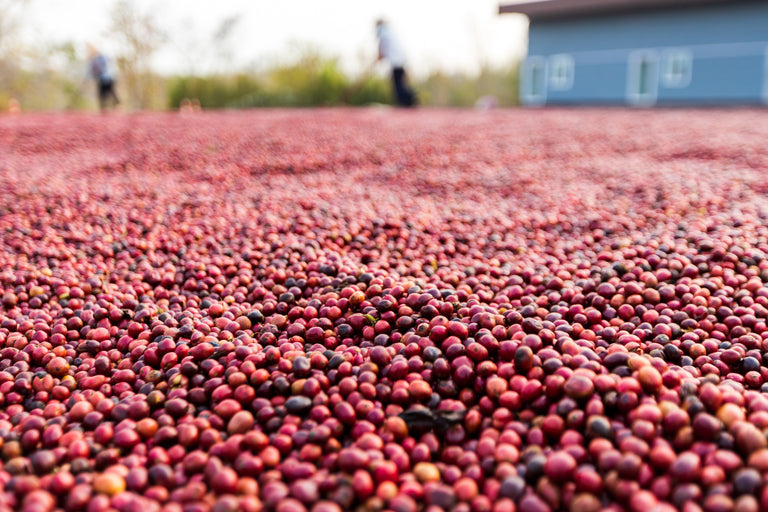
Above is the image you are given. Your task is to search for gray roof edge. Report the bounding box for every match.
[499,0,752,20]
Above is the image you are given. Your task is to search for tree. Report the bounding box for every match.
[109,0,167,110]
[0,0,26,55]
[211,15,240,74]
[48,41,90,109]
[0,0,27,109]
[267,47,349,106]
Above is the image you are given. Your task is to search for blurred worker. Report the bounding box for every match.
[375,19,417,107]
[86,44,119,111]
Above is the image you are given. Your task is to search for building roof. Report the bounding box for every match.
[499,0,749,21]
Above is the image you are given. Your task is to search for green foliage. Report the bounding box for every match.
[417,63,520,107]
[167,51,393,109]
[343,75,392,106]
[0,40,91,111]
[167,74,264,109]
[268,53,347,106]
[164,56,519,110]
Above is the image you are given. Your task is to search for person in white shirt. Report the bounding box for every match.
[376,19,417,107]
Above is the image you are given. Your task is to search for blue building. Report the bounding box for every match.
[499,0,768,106]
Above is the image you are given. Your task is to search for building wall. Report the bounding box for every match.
[521,1,768,105]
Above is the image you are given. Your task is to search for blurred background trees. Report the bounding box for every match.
[0,0,92,110]
[109,0,167,110]
[0,0,27,108]
[166,48,519,109]
[1,1,520,111]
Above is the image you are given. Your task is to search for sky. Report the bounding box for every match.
[20,0,529,77]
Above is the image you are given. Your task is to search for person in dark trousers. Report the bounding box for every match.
[376,19,416,107]
[86,44,119,111]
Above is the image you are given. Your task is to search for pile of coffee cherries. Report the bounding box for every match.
[1,108,768,511]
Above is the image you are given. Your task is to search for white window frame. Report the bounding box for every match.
[661,48,693,88]
[548,54,575,91]
[521,56,548,106]
[627,50,660,106]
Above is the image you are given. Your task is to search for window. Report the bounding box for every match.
[521,57,547,106]
[627,50,659,106]
[549,54,575,90]
[639,59,653,95]
[662,49,693,88]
